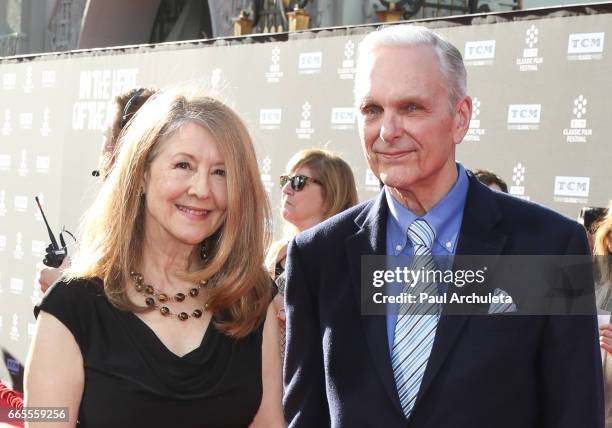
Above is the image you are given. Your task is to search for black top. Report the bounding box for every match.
[36,278,265,428]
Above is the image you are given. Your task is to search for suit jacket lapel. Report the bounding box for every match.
[410,174,508,416]
[346,192,405,417]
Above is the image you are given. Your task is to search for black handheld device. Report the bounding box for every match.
[34,196,67,268]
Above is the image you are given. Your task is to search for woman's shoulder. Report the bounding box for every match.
[35,277,104,318]
[35,277,105,355]
[46,276,103,299]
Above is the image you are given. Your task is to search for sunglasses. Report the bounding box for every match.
[279,174,323,191]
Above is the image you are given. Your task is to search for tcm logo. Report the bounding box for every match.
[259,109,282,125]
[464,40,496,60]
[554,176,590,197]
[568,33,605,54]
[507,104,541,124]
[298,52,323,69]
[41,70,56,88]
[331,108,356,125]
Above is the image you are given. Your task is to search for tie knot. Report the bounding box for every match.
[407,218,436,252]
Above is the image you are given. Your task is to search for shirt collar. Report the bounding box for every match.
[384,162,469,254]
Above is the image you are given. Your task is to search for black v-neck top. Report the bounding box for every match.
[36,278,264,428]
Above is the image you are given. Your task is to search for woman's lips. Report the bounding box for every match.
[176,204,210,220]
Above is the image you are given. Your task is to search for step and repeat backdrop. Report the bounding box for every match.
[0,9,611,383]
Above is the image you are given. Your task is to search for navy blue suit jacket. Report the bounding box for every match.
[283,174,604,427]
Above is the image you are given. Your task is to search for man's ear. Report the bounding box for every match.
[453,95,472,145]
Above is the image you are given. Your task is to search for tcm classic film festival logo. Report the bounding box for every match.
[72,68,139,130]
[567,32,605,61]
[23,66,34,94]
[516,25,543,71]
[464,40,496,66]
[507,104,541,131]
[563,95,592,143]
[464,97,485,142]
[554,176,590,204]
[296,102,314,139]
[509,163,530,201]
[2,109,12,136]
[336,40,356,79]
[260,156,274,194]
[265,47,284,83]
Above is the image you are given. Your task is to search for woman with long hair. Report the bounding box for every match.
[25,86,283,427]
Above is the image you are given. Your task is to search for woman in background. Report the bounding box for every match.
[25,86,283,427]
[594,205,612,427]
[266,149,358,351]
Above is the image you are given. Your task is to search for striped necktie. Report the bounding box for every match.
[391,218,440,418]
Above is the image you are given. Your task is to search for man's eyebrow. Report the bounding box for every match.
[358,97,377,108]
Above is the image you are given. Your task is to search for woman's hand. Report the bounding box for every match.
[599,323,612,353]
[36,257,69,293]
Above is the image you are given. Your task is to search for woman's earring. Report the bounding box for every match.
[200,243,208,261]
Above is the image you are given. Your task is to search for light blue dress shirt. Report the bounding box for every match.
[384,163,470,354]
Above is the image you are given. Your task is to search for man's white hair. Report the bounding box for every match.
[354,25,467,109]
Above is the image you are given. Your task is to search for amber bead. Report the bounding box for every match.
[192,309,203,318]
[160,306,170,316]
[175,293,185,302]
[144,285,154,294]
[189,288,199,297]
[145,297,155,306]
[135,283,144,292]
[178,312,189,321]
[158,293,168,302]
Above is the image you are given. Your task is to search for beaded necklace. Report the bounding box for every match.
[129,271,208,321]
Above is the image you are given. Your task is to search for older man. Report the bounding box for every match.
[283,25,603,427]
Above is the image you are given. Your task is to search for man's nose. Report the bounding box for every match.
[380,112,402,143]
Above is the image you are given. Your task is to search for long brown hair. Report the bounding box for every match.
[68,85,272,337]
